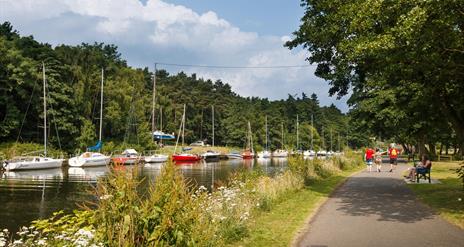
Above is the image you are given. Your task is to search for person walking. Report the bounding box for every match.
[374,148,383,172]
[365,147,375,172]
[388,143,399,172]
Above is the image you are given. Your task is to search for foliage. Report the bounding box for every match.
[5,155,363,246]
[287,0,464,156]
[0,22,358,154]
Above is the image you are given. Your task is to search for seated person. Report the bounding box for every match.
[406,155,431,181]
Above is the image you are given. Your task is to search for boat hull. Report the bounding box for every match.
[69,156,110,167]
[3,158,63,171]
[226,153,242,159]
[172,154,201,162]
[144,155,168,163]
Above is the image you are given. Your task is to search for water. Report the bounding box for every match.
[0,158,288,233]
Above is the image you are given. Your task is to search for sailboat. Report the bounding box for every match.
[172,104,201,162]
[304,114,316,157]
[201,105,220,162]
[2,63,63,171]
[257,116,271,158]
[68,69,111,167]
[145,68,168,163]
[241,121,255,159]
[272,123,288,157]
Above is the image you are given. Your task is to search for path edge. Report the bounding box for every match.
[290,169,363,247]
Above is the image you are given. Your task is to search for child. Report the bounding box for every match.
[365,147,375,172]
[374,148,383,172]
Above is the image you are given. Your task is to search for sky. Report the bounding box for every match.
[0,0,349,111]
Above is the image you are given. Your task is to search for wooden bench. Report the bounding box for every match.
[416,167,431,183]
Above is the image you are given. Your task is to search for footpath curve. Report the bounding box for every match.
[297,163,464,247]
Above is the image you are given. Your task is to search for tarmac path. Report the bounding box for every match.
[297,162,464,247]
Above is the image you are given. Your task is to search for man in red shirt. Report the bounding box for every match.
[365,147,375,172]
[388,143,400,172]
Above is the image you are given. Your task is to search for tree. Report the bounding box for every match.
[287,0,464,155]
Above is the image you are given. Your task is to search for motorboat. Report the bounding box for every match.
[112,149,141,165]
[2,156,63,171]
[68,152,111,167]
[317,150,327,157]
[272,149,288,158]
[201,150,220,162]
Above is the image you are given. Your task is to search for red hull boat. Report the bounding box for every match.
[172,153,201,162]
[241,150,254,159]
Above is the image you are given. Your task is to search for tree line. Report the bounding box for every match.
[0,22,357,154]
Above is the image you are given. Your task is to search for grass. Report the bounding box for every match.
[233,167,363,247]
[407,161,464,229]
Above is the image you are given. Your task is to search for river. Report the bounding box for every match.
[0,158,288,233]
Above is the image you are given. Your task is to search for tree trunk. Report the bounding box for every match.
[439,144,443,155]
[446,144,449,155]
[429,143,437,160]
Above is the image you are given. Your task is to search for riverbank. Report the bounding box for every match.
[234,167,362,247]
[0,153,363,246]
[407,161,464,229]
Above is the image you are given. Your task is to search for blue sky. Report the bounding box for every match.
[0,0,349,111]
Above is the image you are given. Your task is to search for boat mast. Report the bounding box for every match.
[311,114,314,151]
[265,116,268,151]
[42,63,47,156]
[99,68,104,149]
[296,114,299,151]
[330,128,333,152]
[212,105,215,147]
[281,122,284,149]
[174,104,186,153]
[182,104,186,146]
[152,63,157,136]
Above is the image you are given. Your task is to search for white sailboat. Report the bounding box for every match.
[201,105,220,161]
[272,123,288,157]
[69,69,110,167]
[2,63,63,171]
[145,67,168,163]
[258,116,271,158]
[304,114,316,156]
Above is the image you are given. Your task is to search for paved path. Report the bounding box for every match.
[297,163,464,247]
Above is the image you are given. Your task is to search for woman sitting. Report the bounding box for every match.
[405,155,432,181]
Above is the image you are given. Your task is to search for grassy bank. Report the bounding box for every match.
[234,166,362,247]
[0,153,364,246]
[407,161,464,229]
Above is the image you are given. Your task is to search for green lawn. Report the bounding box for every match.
[407,161,464,229]
[233,168,363,247]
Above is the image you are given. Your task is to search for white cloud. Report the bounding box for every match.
[0,0,348,111]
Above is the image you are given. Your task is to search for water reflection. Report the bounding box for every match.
[0,158,288,233]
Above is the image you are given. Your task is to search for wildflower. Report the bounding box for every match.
[37,239,46,245]
[1,229,7,233]
[99,194,113,200]
[0,239,6,247]
[13,240,23,245]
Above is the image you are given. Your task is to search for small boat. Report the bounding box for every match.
[153,131,175,140]
[303,150,316,156]
[172,153,201,162]
[227,152,243,159]
[272,149,288,158]
[201,150,220,162]
[317,150,327,157]
[144,153,168,163]
[3,156,64,171]
[69,152,111,167]
[257,150,271,158]
[112,149,140,165]
[241,150,254,159]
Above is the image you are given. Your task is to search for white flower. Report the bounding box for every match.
[99,194,113,200]
[77,229,94,239]
[13,240,23,245]
[0,239,6,247]
[37,239,46,245]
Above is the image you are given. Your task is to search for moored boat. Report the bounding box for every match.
[226,152,242,159]
[144,153,168,163]
[172,153,201,162]
[257,150,271,158]
[201,150,220,162]
[69,152,111,167]
[112,149,140,164]
[3,156,63,171]
[241,150,254,159]
[272,149,288,157]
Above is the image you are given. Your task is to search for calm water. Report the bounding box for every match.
[0,158,288,232]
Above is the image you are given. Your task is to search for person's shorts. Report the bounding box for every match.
[416,167,428,174]
[366,158,373,165]
[390,158,398,165]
